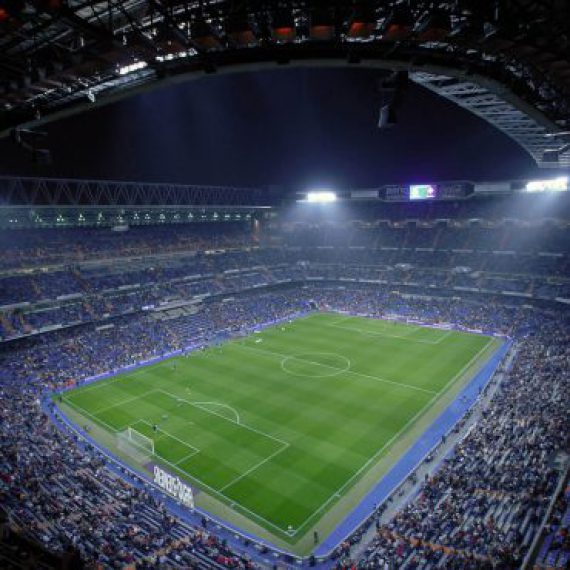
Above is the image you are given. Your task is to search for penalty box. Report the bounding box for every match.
[122,390,290,496]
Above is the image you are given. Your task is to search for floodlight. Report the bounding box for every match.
[525,176,568,193]
[347,4,376,40]
[118,60,148,75]
[272,11,296,43]
[306,191,337,203]
[382,5,413,41]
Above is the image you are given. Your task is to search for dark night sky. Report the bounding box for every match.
[0,67,541,188]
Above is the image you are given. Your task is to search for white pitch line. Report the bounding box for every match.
[69,365,154,395]
[192,401,241,424]
[158,390,289,447]
[327,315,355,326]
[329,322,446,345]
[67,374,127,395]
[219,443,290,492]
[238,344,438,396]
[61,396,121,433]
[128,420,295,535]
[61,388,294,536]
[63,396,293,535]
[290,336,496,535]
[92,389,159,415]
[135,420,201,457]
[152,452,291,535]
[174,451,200,466]
[293,401,436,535]
[434,330,453,344]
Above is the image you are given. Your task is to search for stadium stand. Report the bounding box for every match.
[533,477,570,570]
[1,192,569,569]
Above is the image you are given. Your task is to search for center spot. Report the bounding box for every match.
[281,352,351,378]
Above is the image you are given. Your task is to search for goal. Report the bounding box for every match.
[117,426,155,463]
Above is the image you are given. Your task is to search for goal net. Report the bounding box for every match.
[117,427,155,463]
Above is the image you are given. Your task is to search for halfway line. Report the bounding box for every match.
[237,344,438,395]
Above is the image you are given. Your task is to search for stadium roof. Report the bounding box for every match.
[0,1,569,167]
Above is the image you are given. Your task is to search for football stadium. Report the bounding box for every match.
[0,2,569,570]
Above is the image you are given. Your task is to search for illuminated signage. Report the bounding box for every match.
[153,465,194,508]
[410,184,437,200]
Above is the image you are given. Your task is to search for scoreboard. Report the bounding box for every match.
[383,182,472,202]
[409,184,437,200]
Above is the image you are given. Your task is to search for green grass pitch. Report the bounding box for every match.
[59,312,500,552]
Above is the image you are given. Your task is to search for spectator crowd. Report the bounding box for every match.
[1,212,569,568]
[1,286,568,569]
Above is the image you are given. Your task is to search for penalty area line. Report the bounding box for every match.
[61,396,121,433]
[134,420,200,458]
[219,442,290,492]
[91,389,160,416]
[60,391,294,536]
[158,389,289,447]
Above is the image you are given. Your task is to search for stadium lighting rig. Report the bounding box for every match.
[525,177,568,193]
[305,190,338,203]
[0,0,568,169]
[118,60,148,76]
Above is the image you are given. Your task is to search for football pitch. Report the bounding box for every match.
[58,312,501,553]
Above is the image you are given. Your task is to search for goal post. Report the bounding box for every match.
[117,426,155,463]
[127,426,155,454]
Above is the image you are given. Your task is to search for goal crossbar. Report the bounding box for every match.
[117,426,155,462]
[126,426,155,454]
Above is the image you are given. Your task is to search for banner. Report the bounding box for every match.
[153,465,194,508]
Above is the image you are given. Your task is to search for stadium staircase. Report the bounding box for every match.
[82,300,97,320]
[0,313,15,337]
[432,226,444,250]
[15,313,30,335]
[499,228,511,250]
[260,266,274,284]
[532,476,570,570]
[71,267,91,293]
[401,227,412,250]
[30,280,42,299]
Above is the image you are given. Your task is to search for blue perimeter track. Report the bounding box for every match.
[314,338,511,558]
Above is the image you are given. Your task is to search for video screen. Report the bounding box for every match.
[409,184,437,200]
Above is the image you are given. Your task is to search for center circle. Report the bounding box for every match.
[281,352,351,378]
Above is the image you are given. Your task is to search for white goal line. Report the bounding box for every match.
[132,420,200,460]
[327,320,453,345]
